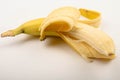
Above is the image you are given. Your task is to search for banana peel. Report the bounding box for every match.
[39,7,81,40]
[58,32,115,62]
[1,7,115,62]
[70,22,115,56]
[39,7,101,40]
[58,22,115,62]
[79,8,101,27]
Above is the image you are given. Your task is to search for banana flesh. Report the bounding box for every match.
[1,7,115,62]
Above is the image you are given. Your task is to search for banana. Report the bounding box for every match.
[1,7,115,62]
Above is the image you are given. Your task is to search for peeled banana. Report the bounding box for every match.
[1,6,115,62]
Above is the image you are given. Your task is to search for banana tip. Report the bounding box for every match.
[0,30,15,37]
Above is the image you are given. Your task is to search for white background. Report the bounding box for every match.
[0,0,120,80]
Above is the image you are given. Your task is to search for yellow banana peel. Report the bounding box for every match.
[79,8,101,27]
[1,7,115,62]
[58,22,115,61]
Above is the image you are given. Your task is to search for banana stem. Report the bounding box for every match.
[1,27,23,37]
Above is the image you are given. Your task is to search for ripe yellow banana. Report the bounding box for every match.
[1,7,114,62]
